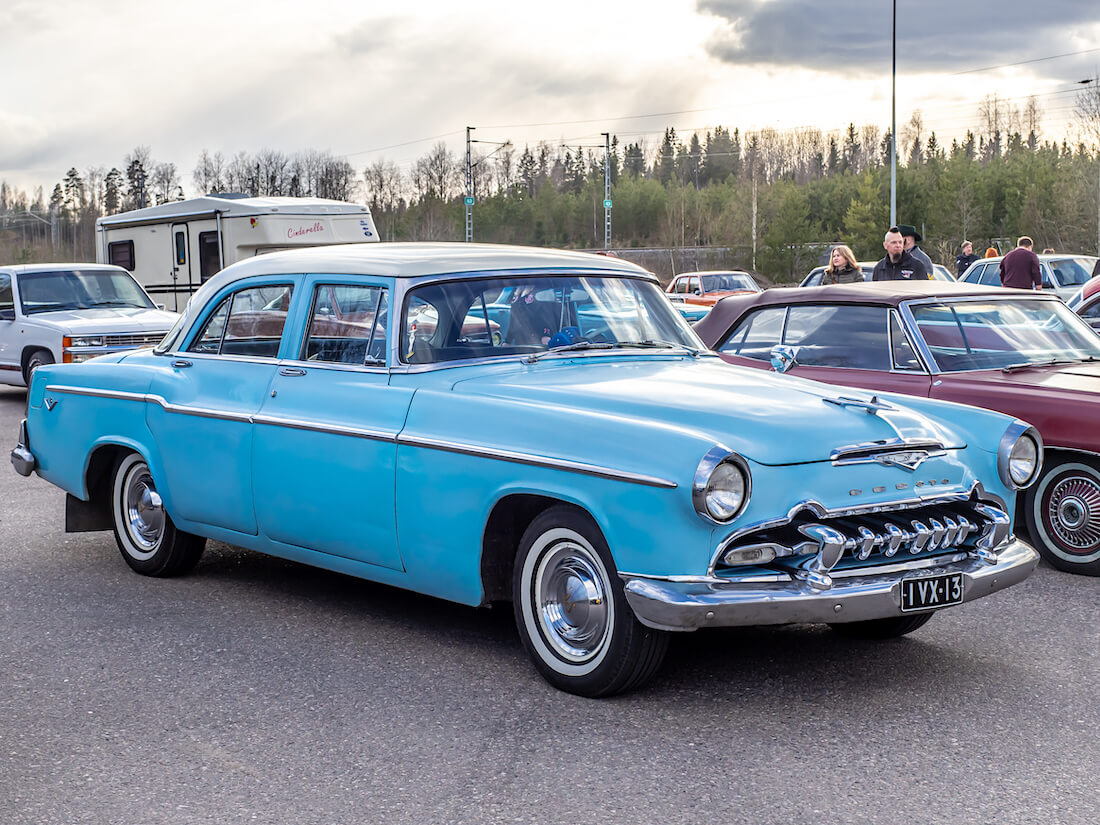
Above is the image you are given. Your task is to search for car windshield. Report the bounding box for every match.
[18,269,154,314]
[403,274,700,364]
[910,299,1100,372]
[701,273,756,292]
[1048,257,1098,288]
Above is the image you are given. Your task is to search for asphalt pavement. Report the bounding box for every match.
[1,384,1096,825]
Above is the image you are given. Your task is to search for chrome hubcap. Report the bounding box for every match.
[1046,475,1100,552]
[536,544,610,663]
[125,468,164,551]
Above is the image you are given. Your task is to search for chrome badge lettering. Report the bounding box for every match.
[872,450,930,471]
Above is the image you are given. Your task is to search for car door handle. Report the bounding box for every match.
[171,359,192,368]
[279,367,307,377]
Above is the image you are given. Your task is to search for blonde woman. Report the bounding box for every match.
[821,245,863,284]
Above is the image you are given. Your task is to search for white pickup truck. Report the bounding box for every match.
[0,263,178,386]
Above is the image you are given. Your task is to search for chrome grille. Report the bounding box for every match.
[104,332,168,348]
[719,498,1011,586]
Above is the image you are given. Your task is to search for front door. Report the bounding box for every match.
[170,223,192,311]
[251,280,411,571]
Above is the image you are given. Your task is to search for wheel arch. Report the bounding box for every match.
[20,345,55,384]
[480,494,599,604]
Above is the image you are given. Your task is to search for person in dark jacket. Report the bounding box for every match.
[999,236,1042,290]
[897,224,934,275]
[955,241,979,276]
[872,227,930,281]
[821,244,863,284]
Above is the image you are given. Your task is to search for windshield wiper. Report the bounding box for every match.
[524,340,615,363]
[93,300,143,308]
[1001,357,1098,373]
[615,340,701,357]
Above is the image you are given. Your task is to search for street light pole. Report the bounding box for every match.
[890,0,897,227]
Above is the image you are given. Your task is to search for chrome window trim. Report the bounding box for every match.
[45,384,675,489]
[707,481,1002,575]
[888,308,931,373]
[396,434,677,489]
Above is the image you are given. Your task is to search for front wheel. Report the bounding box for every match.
[512,505,668,697]
[829,612,933,639]
[111,452,205,577]
[23,348,54,385]
[1023,458,1100,576]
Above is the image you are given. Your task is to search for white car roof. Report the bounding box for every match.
[0,262,129,275]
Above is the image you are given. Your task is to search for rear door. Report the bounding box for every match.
[0,273,18,380]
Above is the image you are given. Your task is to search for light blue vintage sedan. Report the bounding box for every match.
[12,243,1042,696]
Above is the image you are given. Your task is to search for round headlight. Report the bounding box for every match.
[998,423,1043,490]
[1008,435,1038,486]
[693,448,751,523]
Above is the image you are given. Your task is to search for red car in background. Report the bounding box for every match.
[694,281,1100,576]
[666,270,760,307]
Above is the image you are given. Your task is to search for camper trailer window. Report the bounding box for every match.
[108,241,135,272]
[174,232,187,266]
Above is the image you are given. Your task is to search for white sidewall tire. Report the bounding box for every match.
[112,453,163,563]
[1030,461,1100,565]
[518,526,615,678]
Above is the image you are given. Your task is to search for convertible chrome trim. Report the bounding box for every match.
[396,434,678,489]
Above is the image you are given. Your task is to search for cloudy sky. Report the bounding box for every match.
[2,0,1098,197]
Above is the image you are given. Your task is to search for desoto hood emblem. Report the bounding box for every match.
[872,450,930,471]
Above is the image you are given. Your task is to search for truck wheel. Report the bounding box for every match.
[1023,458,1100,576]
[23,349,54,384]
[829,613,933,639]
[512,505,668,697]
[111,453,205,577]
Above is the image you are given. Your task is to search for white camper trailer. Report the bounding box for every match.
[95,195,379,310]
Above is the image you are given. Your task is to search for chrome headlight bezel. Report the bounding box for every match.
[997,421,1043,491]
[693,447,752,524]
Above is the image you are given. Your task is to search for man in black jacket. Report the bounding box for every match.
[872,227,930,281]
[955,240,979,276]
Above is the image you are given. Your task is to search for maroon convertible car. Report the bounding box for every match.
[695,281,1100,576]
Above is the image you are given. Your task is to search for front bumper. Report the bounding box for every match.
[623,539,1038,631]
[10,419,35,476]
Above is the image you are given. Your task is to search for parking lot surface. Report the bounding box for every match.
[1,385,1096,825]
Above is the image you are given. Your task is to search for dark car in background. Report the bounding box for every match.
[695,281,1100,577]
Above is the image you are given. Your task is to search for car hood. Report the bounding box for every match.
[26,308,178,333]
[449,356,968,466]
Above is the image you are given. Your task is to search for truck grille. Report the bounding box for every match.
[104,332,168,348]
[718,496,1011,584]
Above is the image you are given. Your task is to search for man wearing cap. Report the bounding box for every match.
[955,241,979,277]
[898,224,934,275]
[999,236,1042,290]
[872,226,930,281]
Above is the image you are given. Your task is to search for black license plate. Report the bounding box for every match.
[900,572,963,612]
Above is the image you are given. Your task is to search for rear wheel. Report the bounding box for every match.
[829,613,933,639]
[512,505,668,697]
[1023,458,1100,576]
[111,452,205,577]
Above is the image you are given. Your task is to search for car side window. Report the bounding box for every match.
[302,284,388,366]
[1081,299,1100,320]
[782,305,891,370]
[975,265,998,286]
[719,307,786,360]
[890,311,922,370]
[670,278,687,295]
[187,284,293,358]
[689,276,701,294]
[0,274,12,313]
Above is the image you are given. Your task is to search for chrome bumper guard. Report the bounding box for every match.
[10,419,35,477]
[623,538,1038,632]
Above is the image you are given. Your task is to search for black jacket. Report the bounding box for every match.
[821,264,863,284]
[872,250,929,281]
[955,252,979,276]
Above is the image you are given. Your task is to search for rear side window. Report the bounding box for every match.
[188,284,294,358]
[302,284,388,366]
[108,240,135,271]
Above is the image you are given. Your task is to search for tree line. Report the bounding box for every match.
[2,90,1098,282]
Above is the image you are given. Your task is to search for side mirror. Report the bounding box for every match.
[692,288,702,295]
[155,303,166,310]
[770,344,798,373]
[0,307,14,321]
